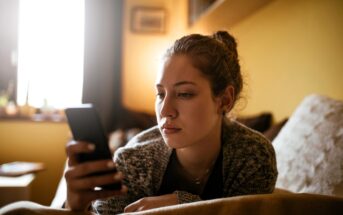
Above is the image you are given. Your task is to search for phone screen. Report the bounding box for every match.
[65,104,112,162]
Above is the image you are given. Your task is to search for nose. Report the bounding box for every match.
[158,95,177,119]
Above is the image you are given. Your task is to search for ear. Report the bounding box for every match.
[217,86,235,115]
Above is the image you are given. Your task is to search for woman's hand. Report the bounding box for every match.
[124,194,178,212]
[65,141,127,211]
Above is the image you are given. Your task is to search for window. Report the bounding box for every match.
[17,0,84,108]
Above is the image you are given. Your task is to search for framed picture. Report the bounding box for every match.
[131,7,166,33]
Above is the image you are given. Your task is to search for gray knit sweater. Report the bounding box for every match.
[92,119,277,214]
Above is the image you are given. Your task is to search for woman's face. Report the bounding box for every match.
[155,54,223,149]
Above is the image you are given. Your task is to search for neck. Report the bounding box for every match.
[175,120,222,177]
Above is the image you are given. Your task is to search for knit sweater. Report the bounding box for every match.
[92,119,277,214]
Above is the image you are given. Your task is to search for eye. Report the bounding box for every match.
[177,92,194,99]
[156,92,165,99]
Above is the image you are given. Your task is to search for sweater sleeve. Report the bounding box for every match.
[174,190,202,204]
[91,148,143,214]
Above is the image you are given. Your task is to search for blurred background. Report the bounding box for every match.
[0,0,342,206]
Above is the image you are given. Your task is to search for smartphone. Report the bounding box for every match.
[65,104,121,190]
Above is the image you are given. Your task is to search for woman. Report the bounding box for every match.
[65,31,277,213]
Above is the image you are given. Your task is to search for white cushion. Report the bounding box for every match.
[273,94,343,196]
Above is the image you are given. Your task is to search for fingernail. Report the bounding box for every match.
[107,161,115,168]
[88,144,95,150]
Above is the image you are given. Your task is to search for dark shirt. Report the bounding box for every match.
[158,149,224,200]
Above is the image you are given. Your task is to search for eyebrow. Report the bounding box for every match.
[156,81,197,88]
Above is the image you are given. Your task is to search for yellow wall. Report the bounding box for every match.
[0,121,70,205]
[232,0,343,121]
[122,0,189,114]
[122,0,343,122]
[194,0,343,121]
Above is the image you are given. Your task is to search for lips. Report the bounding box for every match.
[161,124,182,134]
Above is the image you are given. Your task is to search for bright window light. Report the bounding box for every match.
[17,0,84,108]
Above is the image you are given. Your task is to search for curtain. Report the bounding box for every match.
[82,0,124,133]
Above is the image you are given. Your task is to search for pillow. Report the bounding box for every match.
[273,94,343,196]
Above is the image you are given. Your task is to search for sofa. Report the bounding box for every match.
[1,94,343,214]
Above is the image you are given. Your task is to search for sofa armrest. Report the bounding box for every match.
[127,193,343,215]
[1,193,342,215]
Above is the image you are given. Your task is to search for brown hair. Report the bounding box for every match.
[165,31,243,105]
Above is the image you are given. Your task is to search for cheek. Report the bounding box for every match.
[180,98,219,130]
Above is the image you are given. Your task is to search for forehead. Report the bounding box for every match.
[156,55,208,86]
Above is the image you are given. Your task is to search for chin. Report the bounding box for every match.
[162,135,191,149]
[162,137,178,148]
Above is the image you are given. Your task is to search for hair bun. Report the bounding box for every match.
[213,31,238,58]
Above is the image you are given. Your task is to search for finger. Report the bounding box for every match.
[137,206,147,212]
[124,198,144,213]
[66,140,95,156]
[84,185,128,202]
[102,184,128,197]
[66,159,117,179]
[124,203,138,212]
[66,141,95,166]
[68,171,124,191]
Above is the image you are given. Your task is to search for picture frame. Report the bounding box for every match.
[130,7,166,33]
